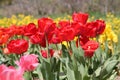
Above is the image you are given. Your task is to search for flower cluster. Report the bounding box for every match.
[0,54,39,80]
[2,13,120,80]
[0,14,37,27]
[0,64,24,80]
[0,12,105,58]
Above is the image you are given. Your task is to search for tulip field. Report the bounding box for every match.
[0,12,120,80]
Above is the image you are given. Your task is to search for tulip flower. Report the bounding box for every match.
[82,40,99,58]
[0,64,24,80]
[16,54,39,71]
[7,39,28,54]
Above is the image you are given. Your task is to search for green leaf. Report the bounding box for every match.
[94,67,102,77]
[83,75,90,80]
[36,65,44,80]
[40,59,55,80]
[62,44,70,58]
[70,41,85,64]
[94,47,102,61]
[78,64,88,79]
[66,64,75,80]
[99,59,118,79]
[24,72,32,80]
[71,54,82,80]
[105,60,118,72]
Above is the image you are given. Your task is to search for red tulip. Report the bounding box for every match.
[59,20,71,28]
[16,54,39,71]
[7,39,28,54]
[72,12,88,24]
[82,40,99,58]
[40,49,55,58]
[50,28,62,44]
[15,26,25,35]
[24,23,37,36]
[30,32,43,44]
[41,50,48,58]
[76,36,89,47]
[1,25,25,37]
[84,22,97,37]
[71,22,84,36]
[0,34,9,45]
[38,18,56,47]
[38,17,55,34]
[95,20,106,35]
[51,37,62,44]
[51,22,75,43]
[79,20,106,38]
[50,49,55,57]
[61,27,75,41]
[4,26,16,37]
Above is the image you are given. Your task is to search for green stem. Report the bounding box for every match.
[77,35,80,48]
[45,35,49,58]
[30,71,33,80]
[55,44,59,50]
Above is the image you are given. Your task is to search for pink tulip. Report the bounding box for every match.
[0,65,24,80]
[16,54,39,71]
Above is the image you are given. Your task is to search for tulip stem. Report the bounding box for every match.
[30,71,33,80]
[45,35,49,58]
[77,35,80,48]
[56,44,59,50]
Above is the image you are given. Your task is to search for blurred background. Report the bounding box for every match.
[0,0,120,17]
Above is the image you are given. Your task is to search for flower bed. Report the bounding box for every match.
[0,12,120,80]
